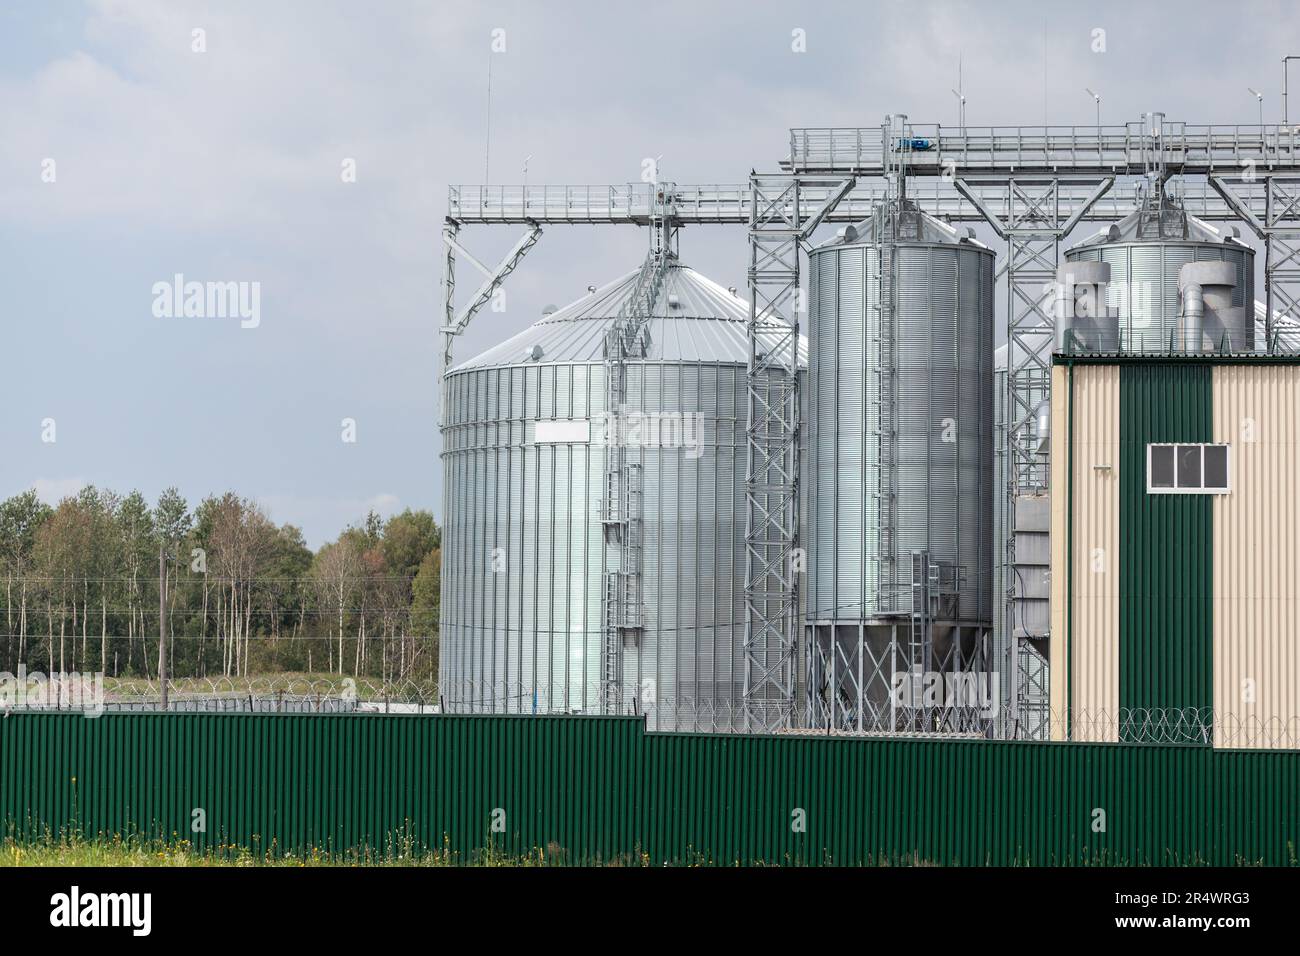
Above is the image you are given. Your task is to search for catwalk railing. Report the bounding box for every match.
[447,179,1255,225]
[785,123,1300,175]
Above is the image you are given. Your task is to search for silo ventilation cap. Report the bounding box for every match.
[524,344,544,362]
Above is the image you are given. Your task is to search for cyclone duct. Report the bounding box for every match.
[440,257,806,731]
[805,201,995,731]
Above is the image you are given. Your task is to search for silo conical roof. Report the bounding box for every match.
[815,200,986,249]
[451,260,808,371]
[1067,207,1236,249]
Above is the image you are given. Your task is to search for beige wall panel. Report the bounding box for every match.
[1049,365,1070,739]
[1048,364,1120,742]
[1213,365,1300,749]
[1069,366,1120,742]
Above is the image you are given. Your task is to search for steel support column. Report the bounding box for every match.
[743,174,853,733]
[743,174,804,734]
[439,219,459,421]
[439,221,543,386]
[954,176,1112,726]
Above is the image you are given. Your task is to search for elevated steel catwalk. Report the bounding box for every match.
[784,122,1300,176]
[449,180,1262,224]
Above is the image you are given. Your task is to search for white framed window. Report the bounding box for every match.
[1146,443,1230,494]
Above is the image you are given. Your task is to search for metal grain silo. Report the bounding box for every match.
[440,255,806,731]
[1065,201,1255,353]
[805,201,995,729]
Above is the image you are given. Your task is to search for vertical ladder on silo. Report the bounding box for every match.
[872,117,907,619]
[875,239,896,616]
[602,318,626,708]
[876,158,901,614]
[600,233,670,711]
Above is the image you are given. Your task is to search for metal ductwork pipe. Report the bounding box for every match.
[1180,282,1205,352]
[1054,279,1072,350]
[1178,261,1240,352]
[1034,398,1051,454]
[1055,261,1116,352]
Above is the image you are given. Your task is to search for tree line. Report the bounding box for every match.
[0,488,440,683]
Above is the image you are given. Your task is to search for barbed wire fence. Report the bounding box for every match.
[4,675,1296,749]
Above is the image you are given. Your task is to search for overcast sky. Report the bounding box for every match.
[3,0,1297,546]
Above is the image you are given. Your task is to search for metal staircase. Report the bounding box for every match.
[908,550,938,688]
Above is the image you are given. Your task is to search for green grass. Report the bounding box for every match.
[0,834,578,867]
[14,831,1268,867]
[0,827,661,867]
[100,672,436,702]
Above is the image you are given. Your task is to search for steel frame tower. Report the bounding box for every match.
[781,117,1300,727]
[742,173,854,732]
[1211,173,1300,348]
[952,175,1114,722]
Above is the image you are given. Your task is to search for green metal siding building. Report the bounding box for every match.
[1051,355,1300,747]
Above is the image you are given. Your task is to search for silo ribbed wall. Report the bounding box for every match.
[807,241,995,625]
[1066,241,1254,353]
[440,360,758,729]
[440,362,606,715]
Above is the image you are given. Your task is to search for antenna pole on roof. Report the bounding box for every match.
[483,50,492,183]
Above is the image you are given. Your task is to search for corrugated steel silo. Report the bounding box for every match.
[1064,203,1255,353]
[805,201,995,725]
[440,257,806,731]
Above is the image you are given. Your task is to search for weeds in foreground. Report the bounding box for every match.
[0,832,560,867]
[0,828,665,867]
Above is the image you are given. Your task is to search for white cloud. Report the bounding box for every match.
[31,478,89,505]
[6,0,1300,542]
[363,492,401,514]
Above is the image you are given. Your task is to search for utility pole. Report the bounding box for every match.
[158,545,168,710]
[1085,88,1101,132]
[952,53,966,131]
[1284,56,1300,128]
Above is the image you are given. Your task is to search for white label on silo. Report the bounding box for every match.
[533,419,590,444]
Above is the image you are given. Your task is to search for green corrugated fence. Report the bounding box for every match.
[2,713,1297,865]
